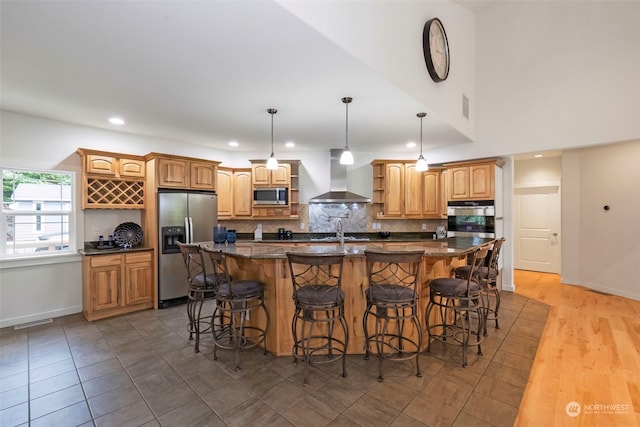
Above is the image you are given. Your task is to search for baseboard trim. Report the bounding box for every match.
[0,306,82,329]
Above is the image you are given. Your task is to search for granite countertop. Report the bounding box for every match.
[78,245,153,256]
[196,237,493,259]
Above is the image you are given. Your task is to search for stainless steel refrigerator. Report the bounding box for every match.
[157,189,217,308]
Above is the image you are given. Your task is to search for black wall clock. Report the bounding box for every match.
[423,17,450,82]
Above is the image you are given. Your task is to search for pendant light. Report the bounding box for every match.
[415,112,429,172]
[266,108,278,170]
[339,97,354,165]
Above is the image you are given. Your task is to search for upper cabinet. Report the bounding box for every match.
[445,159,504,201]
[76,149,146,209]
[251,163,291,187]
[249,160,298,219]
[216,167,252,219]
[146,153,219,190]
[371,160,444,219]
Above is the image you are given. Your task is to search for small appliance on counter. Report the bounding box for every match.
[254,223,263,240]
[435,226,447,240]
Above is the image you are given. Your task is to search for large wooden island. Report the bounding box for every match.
[198,238,493,356]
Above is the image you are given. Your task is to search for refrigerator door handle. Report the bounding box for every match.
[184,216,190,243]
[188,217,194,244]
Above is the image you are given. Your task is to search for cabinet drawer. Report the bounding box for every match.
[90,254,122,267]
[125,251,152,263]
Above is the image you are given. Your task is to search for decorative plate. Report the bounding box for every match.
[113,222,143,248]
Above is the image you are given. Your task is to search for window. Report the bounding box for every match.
[2,168,74,258]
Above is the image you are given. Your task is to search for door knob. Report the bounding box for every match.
[552,233,558,236]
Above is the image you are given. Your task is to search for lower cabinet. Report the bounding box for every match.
[82,250,154,321]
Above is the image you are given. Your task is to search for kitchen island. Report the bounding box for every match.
[198,238,493,356]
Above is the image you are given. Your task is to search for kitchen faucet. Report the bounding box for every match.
[336,218,344,248]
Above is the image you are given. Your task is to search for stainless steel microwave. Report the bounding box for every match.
[253,187,288,205]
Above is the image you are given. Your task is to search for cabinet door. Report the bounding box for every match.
[384,163,404,217]
[422,170,441,217]
[86,155,117,176]
[448,167,470,200]
[158,158,189,188]
[90,265,121,312]
[124,255,153,306]
[119,158,145,178]
[233,170,253,216]
[270,164,291,186]
[252,164,270,185]
[190,161,216,189]
[404,164,423,216]
[469,164,493,199]
[217,169,233,217]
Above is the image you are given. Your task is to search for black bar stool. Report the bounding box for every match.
[201,246,268,371]
[177,242,217,353]
[286,252,348,384]
[363,249,425,382]
[454,238,505,335]
[425,246,489,367]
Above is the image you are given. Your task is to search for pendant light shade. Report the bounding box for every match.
[415,112,429,172]
[339,97,354,165]
[266,108,278,170]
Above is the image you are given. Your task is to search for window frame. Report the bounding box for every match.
[1,167,76,260]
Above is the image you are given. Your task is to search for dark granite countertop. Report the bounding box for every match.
[78,243,153,256]
[195,237,493,259]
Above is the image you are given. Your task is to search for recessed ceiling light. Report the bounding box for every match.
[228,141,239,147]
[285,141,295,148]
[108,117,125,125]
[534,154,543,158]
[406,142,416,148]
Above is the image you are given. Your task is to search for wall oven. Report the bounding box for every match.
[253,187,288,205]
[447,200,495,238]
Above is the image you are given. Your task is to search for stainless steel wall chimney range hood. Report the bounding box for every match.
[309,149,371,203]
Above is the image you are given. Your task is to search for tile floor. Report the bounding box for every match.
[0,292,549,427]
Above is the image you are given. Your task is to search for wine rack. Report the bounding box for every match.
[84,178,145,209]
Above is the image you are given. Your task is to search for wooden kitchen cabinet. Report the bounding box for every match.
[372,160,443,219]
[251,163,290,187]
[445,159,504,201]
[250,160,298,219]
[76,149,146,209]
[216,167,252,218]
[148,154,219,190]
[233,169,252,217]
[217,167,234,218]
[82,249,154,321]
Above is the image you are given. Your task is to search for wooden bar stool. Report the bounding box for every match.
[363,249,425,382]
[286,252,348,384]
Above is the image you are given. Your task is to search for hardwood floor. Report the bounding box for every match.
[513,270,640,426]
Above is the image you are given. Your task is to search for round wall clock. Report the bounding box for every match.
[423,17,450,82]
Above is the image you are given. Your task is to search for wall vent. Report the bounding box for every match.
[462,94,469,119]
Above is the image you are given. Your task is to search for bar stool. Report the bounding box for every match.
[177,242,217,353]
[454,238,505,335]
[363,249,424,382]
[425,246,489,367]
[201,247,268,371]
[286,252,348,384]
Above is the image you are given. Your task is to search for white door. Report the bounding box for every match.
[514,186,561,273]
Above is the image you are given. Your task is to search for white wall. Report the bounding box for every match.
[427,0,640,164]
[278,0,477,141]
[562,140,640,301]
